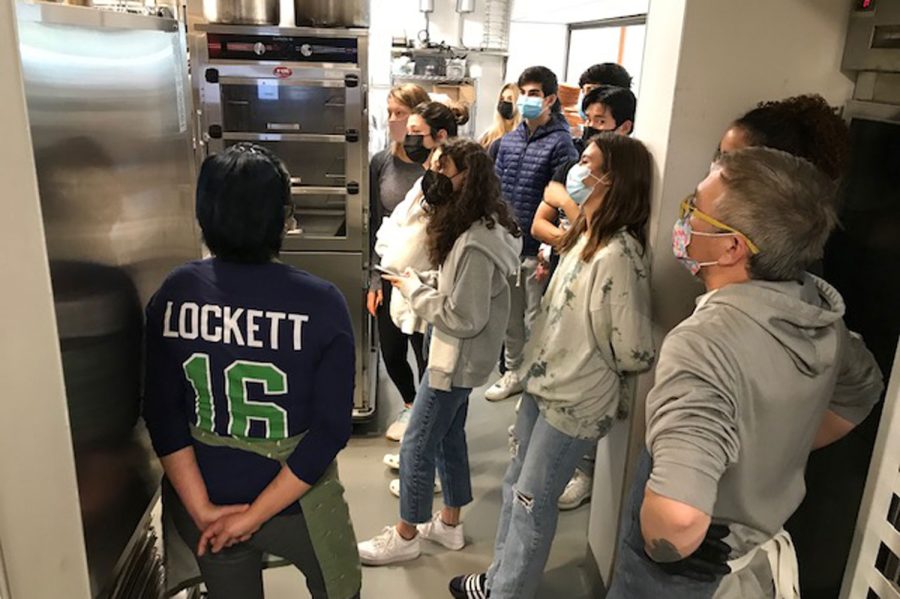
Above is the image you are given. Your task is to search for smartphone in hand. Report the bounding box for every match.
[374,265,401,278]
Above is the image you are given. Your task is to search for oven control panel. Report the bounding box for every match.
[207,34,359,64]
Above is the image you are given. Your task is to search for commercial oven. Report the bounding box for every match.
[191,23,376,417]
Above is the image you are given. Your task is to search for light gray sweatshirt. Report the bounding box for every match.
[645,274,883,596]
[396,219,522,391]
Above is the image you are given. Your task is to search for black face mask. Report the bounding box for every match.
[403,134,432,165]
[497,100,515,120]
[421,170,456,206]
[582,125,603,141]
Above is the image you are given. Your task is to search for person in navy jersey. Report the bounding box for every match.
[143,143,360,599]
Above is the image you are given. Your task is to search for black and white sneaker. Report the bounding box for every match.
[448,573,489,598]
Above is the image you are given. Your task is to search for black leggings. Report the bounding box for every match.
[377,284,426,405]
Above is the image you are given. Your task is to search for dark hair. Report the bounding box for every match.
[413,101,468,139]
[582,85,637,128]
[732,94,849,180]
[559,133,651,261]
[578,63,633,89]
[425,139,521,266]
[196,143,291,263]
[517,66,562,113]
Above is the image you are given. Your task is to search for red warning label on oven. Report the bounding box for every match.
[273,66,293,79]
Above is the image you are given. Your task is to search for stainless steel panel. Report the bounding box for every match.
[293,0,370,28]
[16,3,200,596]
[197,21,369,37]
[845,99,900,123]
[279,252,375,415]
[843,1,900,72]
[202,0,279,25]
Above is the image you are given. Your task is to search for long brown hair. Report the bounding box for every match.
[388,84,430,158]
[559,133,651,261]
[425,139,521,266]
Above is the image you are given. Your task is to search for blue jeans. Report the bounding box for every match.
[486,393,594,599]
[605,449,723,598]
[399,371,473,524]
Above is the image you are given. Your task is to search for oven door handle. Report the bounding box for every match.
[267,122,301,131]
[291,186,346,196]
[218,76,348,88]
[222,132,345,143]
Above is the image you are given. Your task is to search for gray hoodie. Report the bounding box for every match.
[644,274,883,592]
[397,219,522,391]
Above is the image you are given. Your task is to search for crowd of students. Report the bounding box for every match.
[139,60,885,599]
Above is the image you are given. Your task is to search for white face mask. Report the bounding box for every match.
[565,163,601,205]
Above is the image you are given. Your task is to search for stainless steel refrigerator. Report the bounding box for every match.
[16,2,201,596]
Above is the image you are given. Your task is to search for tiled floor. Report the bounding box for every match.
[258,363,598,598]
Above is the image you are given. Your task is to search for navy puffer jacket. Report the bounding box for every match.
[495,113,578,256]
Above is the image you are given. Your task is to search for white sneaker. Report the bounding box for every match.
[386,406,412,442]
[389,477,442,498]
[558,469,592,510]
[417,512,465,550]
[484,371,523,402]
[383,453,400,471]
[357,526,421,566]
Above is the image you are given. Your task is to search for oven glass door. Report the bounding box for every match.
[219,78,351,136]
[208,71,365,252]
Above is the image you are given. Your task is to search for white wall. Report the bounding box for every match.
[587,0,855,586]
[505,22,568,84]
[0,3,91,598]
[511,0,649,24]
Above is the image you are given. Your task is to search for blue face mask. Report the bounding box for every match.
[577,91,586,120]
[517,96,544,120]
[565,163,601,206]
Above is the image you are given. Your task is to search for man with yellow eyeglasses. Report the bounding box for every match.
[606,147,884,599]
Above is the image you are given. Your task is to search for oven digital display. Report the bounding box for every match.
[207,34,359,64]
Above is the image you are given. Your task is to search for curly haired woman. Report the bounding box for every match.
[357,139,522,566]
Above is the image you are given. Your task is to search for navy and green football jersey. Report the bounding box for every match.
[143,258,355,510]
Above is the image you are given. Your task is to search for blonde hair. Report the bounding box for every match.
[479,83,521,150]
[388,83,431,158]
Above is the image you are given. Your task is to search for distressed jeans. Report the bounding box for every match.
[399,371,474,524]
[486,393,594,599]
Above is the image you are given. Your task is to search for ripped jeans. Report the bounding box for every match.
[486,392,594,599]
